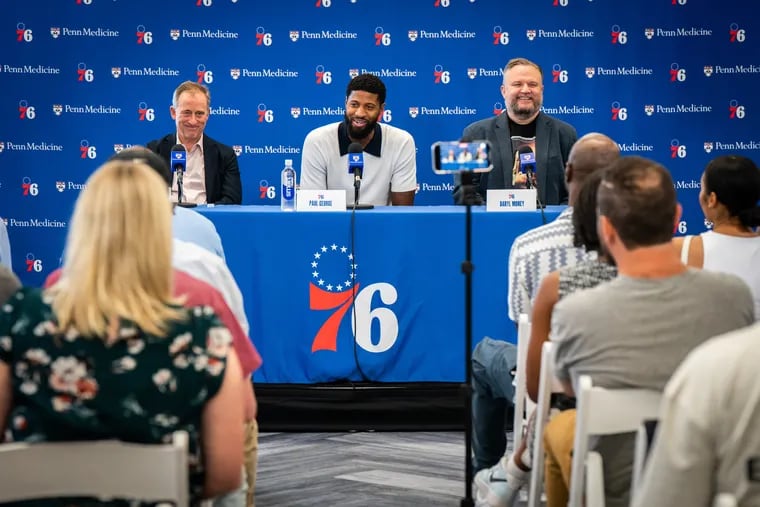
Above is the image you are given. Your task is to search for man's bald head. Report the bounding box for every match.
[566,133,620,205]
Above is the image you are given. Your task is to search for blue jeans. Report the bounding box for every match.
[472,337,517,472]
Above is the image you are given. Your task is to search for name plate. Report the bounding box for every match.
[296,189,346,212]
[486,189,537,212]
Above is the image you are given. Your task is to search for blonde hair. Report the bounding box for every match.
[172,80,211,109]
[50,160,183,338]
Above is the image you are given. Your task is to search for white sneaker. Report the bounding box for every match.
[473,457,528,507]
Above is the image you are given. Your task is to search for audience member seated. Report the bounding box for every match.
[472,133,620,507]
[0,266,20,304]
[544,156,755,507]
[111,147,226,259]
[631,322,760,507]
[673,154,760,319]
[0,160,245,503]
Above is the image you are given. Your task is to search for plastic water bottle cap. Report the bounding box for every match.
[285,159,293,166]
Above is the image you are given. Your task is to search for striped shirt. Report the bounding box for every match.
[507,207,590,322]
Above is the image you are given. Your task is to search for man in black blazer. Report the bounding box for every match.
[459,58,577,205]
[147,81,242,205]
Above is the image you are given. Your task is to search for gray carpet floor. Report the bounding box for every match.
[255,431,526,507]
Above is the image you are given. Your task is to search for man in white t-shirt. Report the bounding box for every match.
[300,74,417,206]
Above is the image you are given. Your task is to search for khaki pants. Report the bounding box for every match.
[543,409,576,507]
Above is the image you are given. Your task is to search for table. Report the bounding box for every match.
[197,205,563,384]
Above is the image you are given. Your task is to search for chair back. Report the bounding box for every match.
[527,341,565,507]
[0,431,189,506]
[568,375,661,507]
[513,313,532,451]
[631,419,659,494]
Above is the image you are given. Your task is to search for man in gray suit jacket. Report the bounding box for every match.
[460,58,577,205]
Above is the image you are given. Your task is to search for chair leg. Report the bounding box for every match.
[244,419,259,507]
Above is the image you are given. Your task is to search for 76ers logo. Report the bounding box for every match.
[310,244,399,353]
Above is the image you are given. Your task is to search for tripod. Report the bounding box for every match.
[458,170,477,507]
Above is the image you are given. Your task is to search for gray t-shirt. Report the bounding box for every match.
[552,268,755,507]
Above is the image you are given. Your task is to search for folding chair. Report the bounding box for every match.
[527,341,564,507]
[0,431,189,506]
[568,375,661,507]
[513,313,533,452]
[630,419,659,494]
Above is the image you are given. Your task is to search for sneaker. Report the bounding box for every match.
[473,457,528,507]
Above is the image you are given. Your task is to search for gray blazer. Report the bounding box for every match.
[460,112,577,205]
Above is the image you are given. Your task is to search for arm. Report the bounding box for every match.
[390,132,417,206]
[507,243,529,323]
[201,348,245,498]
[217,148,242,204]
[526,271,559,402]
[0,220,11,271]
[0,267,21,305]
[0,362,10,442]
[299,131,328,190]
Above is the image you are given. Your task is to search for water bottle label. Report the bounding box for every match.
[283,184,295,200]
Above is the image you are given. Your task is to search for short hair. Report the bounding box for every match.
[703,155,760,228]
[598,156,677,249]
[50,161,183,338]
[172,80,211,108]
[346,74,386,105]
[503,58,543,81]
[572,169,604,252]
[110,146,172,186]
[567,132,621,185]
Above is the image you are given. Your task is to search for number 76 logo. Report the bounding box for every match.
[310,282,399,353]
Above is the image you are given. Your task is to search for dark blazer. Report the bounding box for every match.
[147,133,242,205]
[459,112,577,205]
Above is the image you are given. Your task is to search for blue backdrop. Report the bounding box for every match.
[3,0,759,287]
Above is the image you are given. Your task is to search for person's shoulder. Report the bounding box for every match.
[146,133,173,151]
[304,122,341,142]
[512,210,574,251]
[174,205,216,229]
[380,122,414,143]
[463,115,498,133]
[689,268,751,295]
[539,113,577,135]
[173,237,223,267]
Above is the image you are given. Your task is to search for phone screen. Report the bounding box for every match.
[432,141,492,174]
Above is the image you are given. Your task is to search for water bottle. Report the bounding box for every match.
[280,159,296,211]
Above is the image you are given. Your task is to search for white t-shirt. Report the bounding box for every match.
[632,322,760,507]
[299,122,417,206]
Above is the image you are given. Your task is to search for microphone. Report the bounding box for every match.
[170,144,187,204]
[517,145,536,189]
[347,142,364,189]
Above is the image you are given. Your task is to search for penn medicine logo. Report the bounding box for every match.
[53,104,63,115]
[56,181,65,192]
[291,107,301,119]
[232,145,242,156]
[644,28,654,39]
[704,142,713,153]
[170,29,180,41]
[585,67,595,78]
[467,68,477,79]
[349,68,359,79]
[111,67,121,78]
[526,29,537,41]
[50,27,61,38]
[289,30,299,42]
[230,68,241,80]
[645,105,655,116]
[704,66,713,77]
[0,142,4,153]
[408,107,419,118]
[408,30,418,42]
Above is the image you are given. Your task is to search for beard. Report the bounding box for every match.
[509,98,541,121]
[344,113,378,140]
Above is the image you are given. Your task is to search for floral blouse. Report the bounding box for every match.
[0,287,233,505]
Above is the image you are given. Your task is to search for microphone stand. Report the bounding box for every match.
[525,167,546,224]
[458,170,476,507]
[175,168,197,208]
